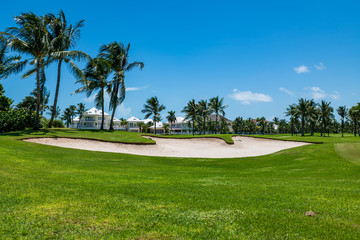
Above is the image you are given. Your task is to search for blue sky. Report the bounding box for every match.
[1,0,360,121]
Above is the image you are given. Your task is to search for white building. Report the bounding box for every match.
[168,116,190,133]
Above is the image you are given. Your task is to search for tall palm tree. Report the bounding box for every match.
[142,96,165,135]
[3,12,51,129]
[182,99,198,135]
[0,36,22,80]
[76,103,87,128]
[285,104,299,136]
[166,110,176,135]
[48,106,61,119]
[73,57,111,130]
[209,96,227,134]
[319,100,334,137]
[62,107,72,128]
[47,11,88,128]
[198,100,210,135]
[99,42,144,130]
[296,98,309,136]
[69,105,76,127]
[307,99,318,136]
[349,105,360,137]
[336,106,347,137]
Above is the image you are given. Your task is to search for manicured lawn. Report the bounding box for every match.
[1,129,360,239]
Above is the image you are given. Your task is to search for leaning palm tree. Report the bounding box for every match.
[319,100,334,137]
[141,96,166,135]
[182,99,198,135]
[209,96,227,134]
[73,57,111,130]
[2,12,50,129]
[198,100,210,135]
[336,106,348,137]
[0,36,22,80]
[46,11,88,128]
[99,42,144,130]
[166,110,176,135]
[76,103,87,128]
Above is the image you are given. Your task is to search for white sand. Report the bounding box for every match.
[23,136,310,158]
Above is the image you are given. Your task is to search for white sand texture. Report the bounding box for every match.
[24,136,310,158]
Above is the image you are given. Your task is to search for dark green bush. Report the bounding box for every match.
[0,109,36,133]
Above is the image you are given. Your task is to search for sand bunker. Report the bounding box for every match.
[23,136,310,158]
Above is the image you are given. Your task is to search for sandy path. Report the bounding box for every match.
[23,136,310,158]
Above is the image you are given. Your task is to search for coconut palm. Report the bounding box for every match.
[0,36,22,80]
[182,99,198,135]
[198,100,210,135]
[285,104,299,136]
[209,96,227,134]
[73,57,111,130]
[2,12,51,129]
[319,100,334,137]
[99,42,144,130]
[142,96,165,135]
[296,98,309,136]
[163,123,170,134]
[336,106,348,137]
[121,118,128,131]
[166,110,176,135]
[62,107,72,127]
[48,106,61,119]
[46,11,88,128]
[76,103,87,128]
[307,99,318,136]
[349,105,360,137]
[137,121,145,133]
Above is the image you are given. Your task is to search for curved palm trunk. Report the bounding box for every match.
[100,88,105,130]
[34,62,41,130]
[49,59,62,128]
[109,81,120,131]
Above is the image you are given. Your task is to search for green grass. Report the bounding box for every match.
[1,129,360,239]
[143,133,236,144]
[334,142,360,166]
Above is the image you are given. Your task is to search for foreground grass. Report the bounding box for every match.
[143,133,236,144]
[1,130,360,239]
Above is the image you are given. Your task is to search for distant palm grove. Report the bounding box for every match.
[1,11,360,136]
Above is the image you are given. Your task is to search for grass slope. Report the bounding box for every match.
[334,142,360,166]
[1,130,360,239]
[143,133,236,144]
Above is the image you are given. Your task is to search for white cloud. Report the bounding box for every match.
[279,87,295,96]
[314,62,326,70]
[126,85,148,92]
[306,87,340,100]
[229,89,272,104]
[294,65,309,74]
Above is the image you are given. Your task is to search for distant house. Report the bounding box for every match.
[208,114,233,132]
[71,107,122,130]
[167,116,190,133]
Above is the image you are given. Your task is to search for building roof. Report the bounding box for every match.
[127,116,141,122]
[208,114,232,123]
[149,121,164,128]
[86,107,110,116]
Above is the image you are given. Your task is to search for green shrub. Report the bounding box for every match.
[0,109,35,133]
[52,119,65,128]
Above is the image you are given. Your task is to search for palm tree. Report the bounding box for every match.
[3,12,50,129]
[121,118,128,131]
[319,100,334,137]
[349,105,360,137]
[0,36,22,80]
[336,106,347,137]
[48,106,61,119]
[166,111,176,135]
[76,103,87,128]
[198,100,210,135]
[99,42,144,130]
[209,96,227,134]
[182,99,198,135]
[73,57,111,130]
[307,99,318,136]
[47,11,88,128]
[142,96,165,135]
[285,104,299,136]
[62,107,72,127]
[68,105,76,127]
[296,98,309,136]
[163,123,170,134]
[137,121,145,133]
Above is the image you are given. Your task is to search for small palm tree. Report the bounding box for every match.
[319,100,334,137]
[121,118,128,131]
[73,57,111,130]
[166,111,176,135]
[285,104,299,136]
[163,123,170,134]
[99,42,144,130]
[62,108,72,127]
[349,105,360,137]
[47,11,88,128]
[182,99,198,135]
[198,100,210,134]
[68,105,76,127]
[137,121,145,133]
[209,96,227,134]
[142,96,166,135]
[0,36,21,80]
[336,106,347,137]
[76,103,87,128]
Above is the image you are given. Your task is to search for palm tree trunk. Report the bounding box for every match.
[341,120,344,137]
[34,62,41,130]
[192,118,195,135]
[154,116,156,135]
[203,116,206,135]
[301,116,305,136]
[49,59,62,128]
[170,121,172,135]
[109,81,120,131]
[109,108,116,131]
[215,112,218,134]
[77,116,81,129]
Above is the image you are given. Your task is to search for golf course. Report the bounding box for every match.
[1,129,360,239]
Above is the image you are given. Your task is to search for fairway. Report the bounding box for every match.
[334,143,360,166]
[1,129,360,239]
